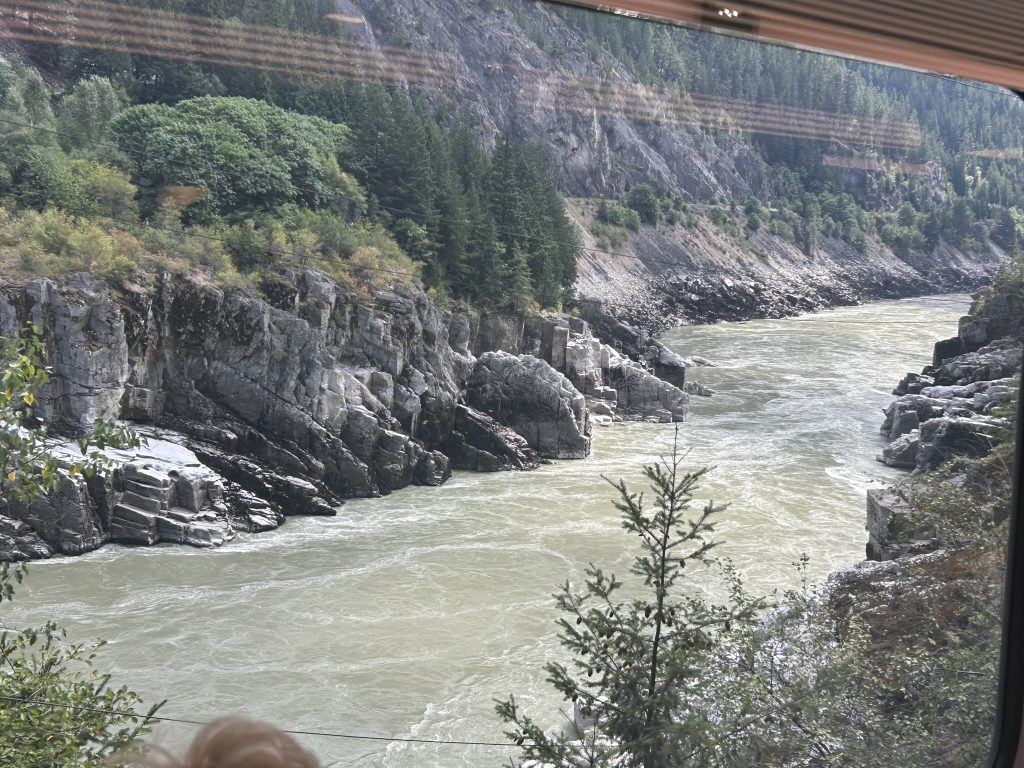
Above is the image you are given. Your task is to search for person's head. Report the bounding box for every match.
[112,717,319,768]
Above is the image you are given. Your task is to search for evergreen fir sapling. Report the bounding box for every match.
[496,432,766,768]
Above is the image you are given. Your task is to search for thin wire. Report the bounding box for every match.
[0,694,520,748]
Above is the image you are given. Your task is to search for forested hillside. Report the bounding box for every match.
[0,0,1021,318]
[563,8,1024,257]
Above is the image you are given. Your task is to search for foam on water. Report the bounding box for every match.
[2,295,969,766]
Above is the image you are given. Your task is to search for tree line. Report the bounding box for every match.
[7,6,581,311]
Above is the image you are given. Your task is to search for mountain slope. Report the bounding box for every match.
[4,0,1019,323]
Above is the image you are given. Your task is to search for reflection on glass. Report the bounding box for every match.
[0,1,1018,767]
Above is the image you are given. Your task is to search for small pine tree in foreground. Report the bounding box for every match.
[496,433,765,768]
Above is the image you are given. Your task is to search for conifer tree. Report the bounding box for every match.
[497,434,764,768]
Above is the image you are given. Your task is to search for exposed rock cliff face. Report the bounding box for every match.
[334,0,769,203]
[325,1,1007,329]
[572,209,1004,333]
[321,1,1000,326]
[868,284,1021,562]
[0,269,691,560]
[876,294,1021,476]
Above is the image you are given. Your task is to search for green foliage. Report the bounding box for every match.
[7,209,143,284]
[591,220,628,251]
[497,436,765,767]
[0,326,140,502]
[57,76,127,160]
[500,407,1011,767]
[13,148,136,221]
[723,552,1000,767]
[112,97,356,218]
[0,331,157,759]
[625,184,660,226]
[596,199,641,231]
[950,198,976,246]
[0,565,160,767]
[708,206,741,238]
[67,160,138,220]
[483,132,579,309]
[327,223,422,296]
[0,63,57,194]
[992,206,1020,251]
[16,148,79,212]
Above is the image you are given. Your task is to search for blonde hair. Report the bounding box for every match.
[112,717,320,768]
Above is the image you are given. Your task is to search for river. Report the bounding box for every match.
[2,295,970,766]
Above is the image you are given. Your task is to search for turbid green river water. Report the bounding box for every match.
[2,295,970,766]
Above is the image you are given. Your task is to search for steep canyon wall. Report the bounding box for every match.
[0,269,690,560]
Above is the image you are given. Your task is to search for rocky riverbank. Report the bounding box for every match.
[788,278,1020,765]
[571,198,1005,337]
[818,273,1020,646]
[868,281,1021,561]
[0,269,696,561]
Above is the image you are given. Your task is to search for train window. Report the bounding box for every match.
[0,1,1019,766]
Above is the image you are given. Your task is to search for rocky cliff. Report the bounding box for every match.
[868,279,1021,561]
[330,0,1004,331]
[333,0,770,203]
[0,269,692,560]
[572,207,1004,332]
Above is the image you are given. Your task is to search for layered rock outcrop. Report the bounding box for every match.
[467,352,591,459]
[877,288,1021,474]
[869,284,1021,562]
[0,435,280,560]
[0,269,693,560]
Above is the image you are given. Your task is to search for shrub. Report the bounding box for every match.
[596,199,641,231]
[625,183,660,225]
[12,209,142,282]
[68,160,137,220]
[17,148,78,212]
[498,435,765,766]
[591,220,627,251]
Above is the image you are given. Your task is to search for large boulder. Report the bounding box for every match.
[916,415,1004,471]
[444,404,540,471]
[3,473,105,556]
[932,338,1022,385]
[0,515,53,561]
[879,431,920,469]
[880,395,948,439]
[1,435,283,556]
[643,341,689,389]
[866,487,937,561]
[881,337,1017,473]
[608,361,688,422]
[466,352,591,459]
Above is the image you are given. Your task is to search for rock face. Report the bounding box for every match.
[878,291,1020,475]
[443,405,540,472]
[0,270,693,559]
[869,280,1021,563]
[866,488,937,561]
[0,435,275,561]
[336,0,769,203]
[466,352,591,459]
[318,1,1002,335]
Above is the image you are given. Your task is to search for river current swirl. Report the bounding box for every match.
[2,295,970,766]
